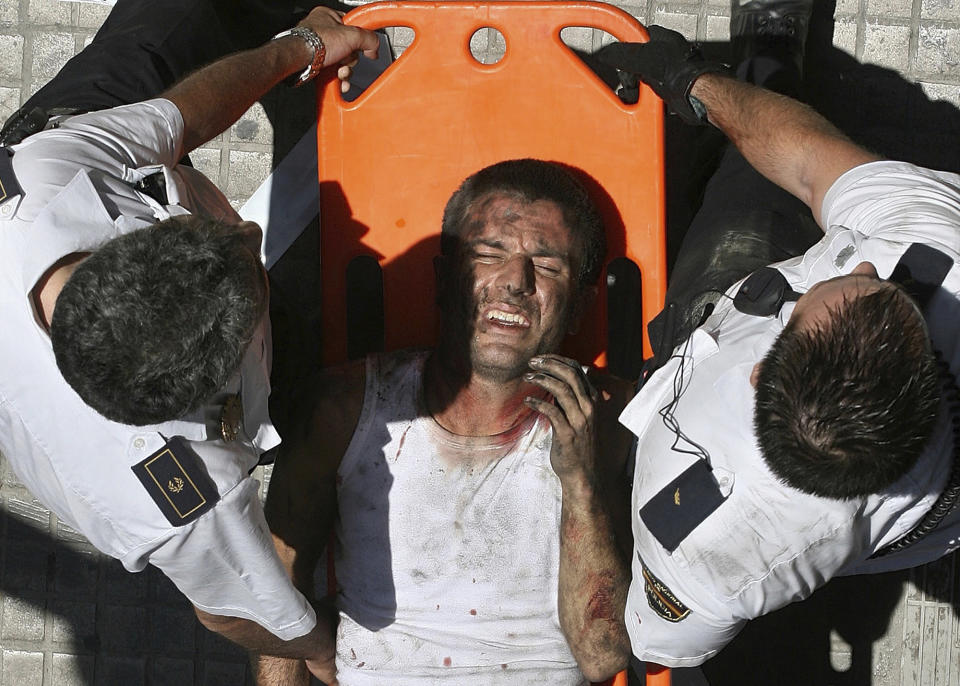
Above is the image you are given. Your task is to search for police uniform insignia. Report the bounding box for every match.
[219,393,243,442]
[0,148,23,207]
[890,243,953,309]
[641,561,691,623]
[834,245,856,268]
[640,459,727,552]
[131,436,220,526]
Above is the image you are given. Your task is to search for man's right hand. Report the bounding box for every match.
[296,6,380,92]
[305,656,338,685]
[597,25,728,125]
[164,5,380,151]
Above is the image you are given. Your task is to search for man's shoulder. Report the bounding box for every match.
[11,99,184,189]
[57,99,182,138]
[306,358,367,431]
[648,478,864,605]
[370,347,431,382]
[820,160,960,245]
[286,350,429,458]
[14,100,180,158]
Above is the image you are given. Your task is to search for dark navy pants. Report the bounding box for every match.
[649,49,823,357]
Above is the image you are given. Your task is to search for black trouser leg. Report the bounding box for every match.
[648,44,821,357]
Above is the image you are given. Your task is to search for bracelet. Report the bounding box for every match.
[272,27,326,87]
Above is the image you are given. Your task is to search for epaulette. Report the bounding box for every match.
[131,436,220,526]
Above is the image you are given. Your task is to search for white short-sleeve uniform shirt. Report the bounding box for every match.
[620,161,960,667]
[0,100,315,640]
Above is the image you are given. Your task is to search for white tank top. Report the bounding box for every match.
[333,350,587,686]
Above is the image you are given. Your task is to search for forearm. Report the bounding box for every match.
[254,655,311,686]
[557,472,631,682]
[690,72,880,222]
[163,36,310,153]
[195,607,335,661]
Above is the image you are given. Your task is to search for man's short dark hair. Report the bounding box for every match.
[440,158,606,289]
[754,286,941,499]
[51,217,265,426]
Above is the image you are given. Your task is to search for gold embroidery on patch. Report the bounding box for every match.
[674,488,680,506]
[642,564,691,622]
[168,477,184,493]
[143,449,206,519]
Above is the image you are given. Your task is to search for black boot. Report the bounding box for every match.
[730,0,813,96]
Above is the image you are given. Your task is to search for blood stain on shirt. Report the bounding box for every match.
[469,609,477,615]
[443,657,452,667]
[394,424,411,461]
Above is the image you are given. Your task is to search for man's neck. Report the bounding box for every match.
[32,252,89,331]
[423,351,544,437]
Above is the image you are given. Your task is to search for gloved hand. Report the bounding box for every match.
[597,25,730,125]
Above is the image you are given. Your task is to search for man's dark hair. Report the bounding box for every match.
[440,158,606,289]
[754,286,941,499]
[51,217,265,426]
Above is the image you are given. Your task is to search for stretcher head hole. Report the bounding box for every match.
[470,27,506,64]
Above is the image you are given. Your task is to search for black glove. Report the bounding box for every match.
[597,25,730,126]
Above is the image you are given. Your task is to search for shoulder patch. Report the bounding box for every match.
[889,243,953,310]
[131,436,220,526]
[641,562,691,623]
[639,459,727,552]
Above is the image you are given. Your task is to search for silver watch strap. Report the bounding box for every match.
[271,26,326,86]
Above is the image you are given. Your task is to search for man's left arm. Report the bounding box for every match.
[162,6,379,154]
[141,474,334,660]
[524,355,632,682]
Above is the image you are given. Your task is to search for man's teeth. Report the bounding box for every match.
[487,310,528,325]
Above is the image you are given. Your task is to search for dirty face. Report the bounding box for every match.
[445,192,582,382]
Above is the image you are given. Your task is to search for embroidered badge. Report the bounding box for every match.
[641,561,691,623]
[834,245,855,269]
[131,436,220,526]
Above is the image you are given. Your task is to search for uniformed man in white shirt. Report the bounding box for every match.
[0,0,379,677]
[599,0,960,669]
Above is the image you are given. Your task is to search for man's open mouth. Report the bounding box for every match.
[485,308,531,327]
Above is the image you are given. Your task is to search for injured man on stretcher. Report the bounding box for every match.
[256,159,636,686]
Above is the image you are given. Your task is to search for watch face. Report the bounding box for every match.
[688,93,708,123]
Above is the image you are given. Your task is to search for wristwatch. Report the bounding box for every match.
[272,26,326,87]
